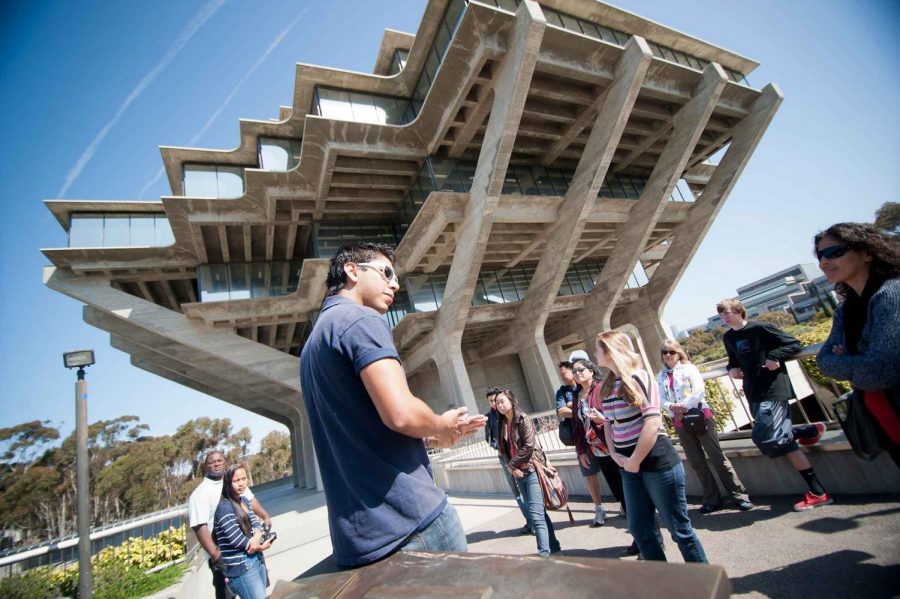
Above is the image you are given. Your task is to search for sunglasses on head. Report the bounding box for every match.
[816,244,850,261]
[357,262,398,284]
[660,350,679,356]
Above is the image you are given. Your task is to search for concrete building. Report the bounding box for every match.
[706,263,837,329]
[42,0,782,488]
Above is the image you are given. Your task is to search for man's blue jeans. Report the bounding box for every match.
[515,468,560,556]
[399,501,468,553]
[621,462,707,563]
[226,552,268,599]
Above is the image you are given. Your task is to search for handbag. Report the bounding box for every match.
[529,453,574,524]
[682,406,708,434]
[834,390,883,461]
[558,418,575,446]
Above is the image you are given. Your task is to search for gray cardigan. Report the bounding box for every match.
[817,277,900,392]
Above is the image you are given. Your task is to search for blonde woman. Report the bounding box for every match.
[657,339,752,514]
[594,331,707,563]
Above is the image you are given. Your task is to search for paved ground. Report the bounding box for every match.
[177,481,900,598]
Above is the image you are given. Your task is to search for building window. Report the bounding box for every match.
[258,137,301,171]
[69,213,175,247]
[183,164,245,198]
[389,49,409,75]
[313,87,409,126]
[197,260,303,302]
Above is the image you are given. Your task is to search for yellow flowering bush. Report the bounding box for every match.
[0,526,187,598]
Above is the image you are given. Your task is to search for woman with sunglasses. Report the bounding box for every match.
[495,389,561,556]
[657,340,752,514]
[815,223,900,466]
[595,330,708,563]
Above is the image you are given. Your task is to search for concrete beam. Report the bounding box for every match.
[644,84,783,309]
[573,63,728,337]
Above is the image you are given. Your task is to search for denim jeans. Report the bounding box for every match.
[499,455,533,529]
[226,552,267,599]
[515,468,560,556]
[399,501,468,553]
[621,462,707,563]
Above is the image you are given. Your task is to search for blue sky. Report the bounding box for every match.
[1,1,898,448]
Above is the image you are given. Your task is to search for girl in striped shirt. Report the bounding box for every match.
[213,464,272,598]
[592,330,708,563]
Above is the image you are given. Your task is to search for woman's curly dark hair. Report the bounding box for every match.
[814,222,900,297]
[325,243,396,297]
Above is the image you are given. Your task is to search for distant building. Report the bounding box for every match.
[707,264,838,329]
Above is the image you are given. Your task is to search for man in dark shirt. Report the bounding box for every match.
[485,387,532,534]
[718,298,831,511]
[300,243,485,567]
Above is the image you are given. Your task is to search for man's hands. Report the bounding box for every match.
[728,368,744,379]
[832,344,846,356]
[434,407,487,447]
[762,359,781,371]
[670,404,688,416]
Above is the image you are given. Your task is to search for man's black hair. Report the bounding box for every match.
[558,361,573,370]
[326,243,396,297]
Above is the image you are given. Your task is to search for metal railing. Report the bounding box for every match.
[433,343,842,463]
[0,504,189,578]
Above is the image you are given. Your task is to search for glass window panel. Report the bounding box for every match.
[444,0,466,36]
[348,92,381,124]
[424,47,441,86]
[199,264,230,302]
[559,13,581,33]
[594,24,617,45]
[103,215,129,246]
[480,270,503,304]
[259,137,293,171]
[216,167,244,199]
[249,263,268,298]
[155,215,175,246]
[287,260,302,292]
[502,172,522,195]
[434,20,452,59]
[316,88,355,121]
[183,165,218,197]
[544,10,564,28]
[533,167,555,196]
[513,166,538,195]
[415,74,432,103]
[580,21,600,40]
[495,270,518,302]
[228,263,251,300]
[130,214,155,246]
[471,278,490,306]
[611,29,629,45]
[548,169,569,195]
[69,214,104,247]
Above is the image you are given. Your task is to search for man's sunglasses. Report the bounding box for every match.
[816,245,850,261]
[357,262,399,284]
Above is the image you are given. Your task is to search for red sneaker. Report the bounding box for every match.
[793,492,833,511]
[799,422,826,446]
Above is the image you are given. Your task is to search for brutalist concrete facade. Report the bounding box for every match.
[43,0,782,488]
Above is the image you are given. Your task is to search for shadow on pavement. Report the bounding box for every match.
[796,505,900,534]
[729,549,900,598]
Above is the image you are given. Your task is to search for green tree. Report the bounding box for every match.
[0,420,60,468]
[248,431,292,484]
[756,311,795,328]
[874,201,900,236]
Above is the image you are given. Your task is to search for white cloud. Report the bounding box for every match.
[138,7,310,199]
[57,0,226,198]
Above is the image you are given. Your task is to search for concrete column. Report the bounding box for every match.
[569,63,727,342]
[299,415,319,490]
[409,1,546,409]
[476,37,651,402]
[286,417,304,488]
[434,347,480,414]
[612,299,671,373]
[644,84,784,308]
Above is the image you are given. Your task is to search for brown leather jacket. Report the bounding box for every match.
[498,412,545,471]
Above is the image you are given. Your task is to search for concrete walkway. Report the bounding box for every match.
[170,480,899,598]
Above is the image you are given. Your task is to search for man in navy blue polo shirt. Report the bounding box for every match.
[300,243,485,568]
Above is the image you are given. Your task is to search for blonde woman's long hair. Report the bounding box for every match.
[597,330,647,408]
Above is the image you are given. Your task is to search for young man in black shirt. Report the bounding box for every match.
[718,298,831,511]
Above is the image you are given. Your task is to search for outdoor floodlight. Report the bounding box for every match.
[63,349,95,369]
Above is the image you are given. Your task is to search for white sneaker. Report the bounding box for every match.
[592,505,606,527]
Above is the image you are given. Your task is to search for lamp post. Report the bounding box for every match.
[63,349,95,598]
